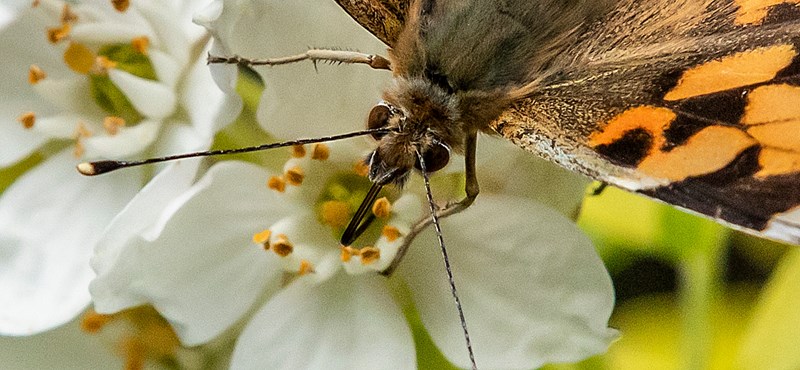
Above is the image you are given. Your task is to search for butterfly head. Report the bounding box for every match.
[365,101,453,187]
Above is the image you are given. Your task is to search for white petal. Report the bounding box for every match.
[150,120,212,159]
[90,161,292,345]
[92,160,201,280]
[203,0,389,139]
[27,113,86,139]
[82,119,161,159]
[0,7,71,164]
[148,50,181,89]
[0,149,141,335]
[71,22,157,46]
[0,115,47,167]
[180,51,242,138]
[231,273,414,370]
[0,312,121,368]
[399,194,616,369]
[475,136,589,217]
[108,69,176,119]
[134,1,192,64]
[32,78,102,116]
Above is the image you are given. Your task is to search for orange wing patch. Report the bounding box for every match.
[638,126,756,181]
[663,45,796,101]
[734,0,800,25]
[588,106,676,148]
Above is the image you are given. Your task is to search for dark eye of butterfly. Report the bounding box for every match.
[415,141,450,172]
[367,105,391,140]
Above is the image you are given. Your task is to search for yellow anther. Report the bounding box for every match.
[32,0,40,7]
[381,225,401,242]
[80,309,113,334]
[340,246,356,262]
[371,197,391,218]
[131,36,149,55]
[60,4,78,24]
[252,229,272,249]
[359,247,381,265]
[353,161,369,177]
[291,144,306,158]
[267,176,286,192]
[311,143,330,160]
[320,200,351,228]
[298,259,315,275]
[17,112,35,129]
[112,0,130,12]
[28,64,46,84]
[46,23,71,44]
[93,55,117,74]
[103,116,126,135]
[272,234,293,257]
[64,42,95,74]
[284,166,304,186]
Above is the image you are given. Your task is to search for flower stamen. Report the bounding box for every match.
[80,309,113,334]
[93,55,118,75]
[28,65,47,84]
[291,144,306,158]
[103,116,126,135]
[359,247,380,265]
[267,176,286,192]
[60,3,78,24]
[285,166,304,186]
[311,143,330,160]
[46,23,71,43]
[17,112,36,129]
[340,246,356,262]
[353,161,369,177]
[272,234,294,257]
[131,36,150,55]
[298,259,315,275]
[371,197,392,218]
[252,229,272,250]
[112,0,131,12]
[381,225,401,242]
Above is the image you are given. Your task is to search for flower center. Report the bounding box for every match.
[252,144,406,276]
[22,1,161,157]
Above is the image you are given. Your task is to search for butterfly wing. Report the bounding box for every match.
[335,0,800,244]
[333,0,408,45]
[492,0,800,244]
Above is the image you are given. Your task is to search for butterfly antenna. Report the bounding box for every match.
[416,150,477,370]
[76,128,393,176]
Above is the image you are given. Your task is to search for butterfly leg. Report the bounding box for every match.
[207,49,392,70]
[380,131,480,276]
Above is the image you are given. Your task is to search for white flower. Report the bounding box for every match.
[90,0,616,368]
[91,139,616,369]
[0,0,239,335]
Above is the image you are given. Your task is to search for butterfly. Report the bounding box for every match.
[328,0,800,246]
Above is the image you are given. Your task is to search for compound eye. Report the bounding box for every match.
[367,105,391,140]
[415,142,450,173]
